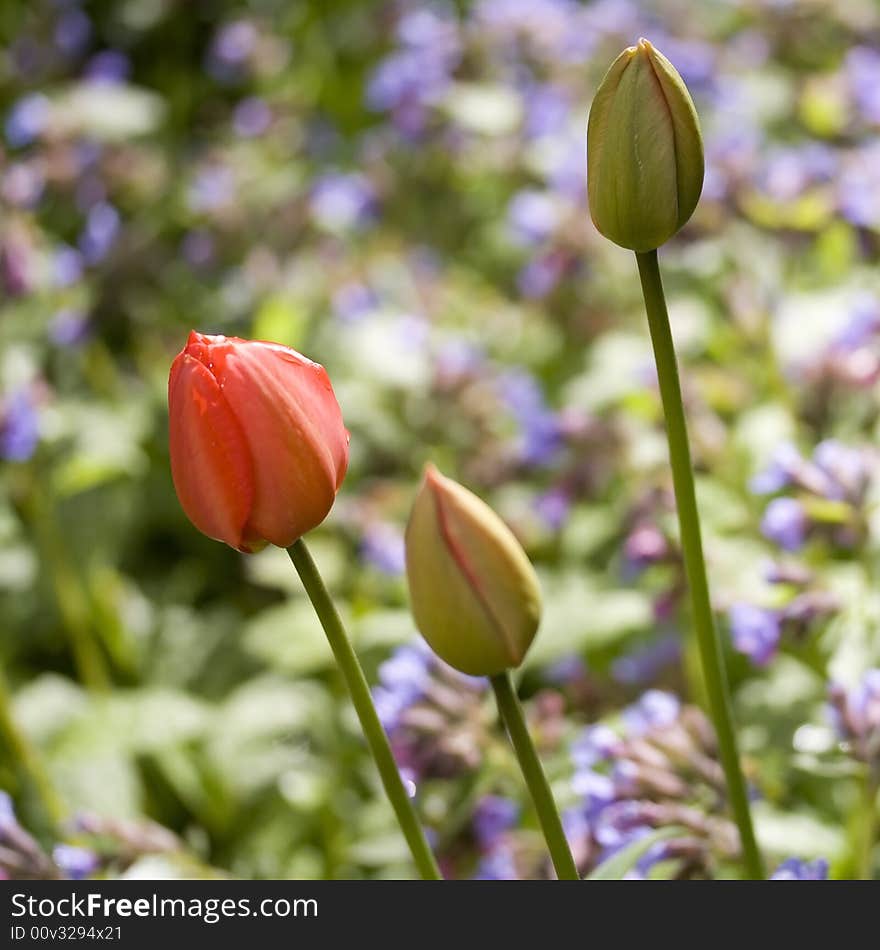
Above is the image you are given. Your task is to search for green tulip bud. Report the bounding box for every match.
[405,465,542,677]
[587,37,704,252]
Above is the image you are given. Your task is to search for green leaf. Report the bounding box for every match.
[586,826,686,880]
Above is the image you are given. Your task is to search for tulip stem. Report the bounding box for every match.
[490,671,579,880]
[635,249,764,880]
[287,539,442,881]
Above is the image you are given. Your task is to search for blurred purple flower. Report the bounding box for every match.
[48,248,80,293]
[75,174,107,212]
[0,389,40,462]
[84,50,131,85]
[813,440,869,502]
[761,497,807,551]
[771,858,829,880]
[498,369,562,466]
[2,161,45,208]
[189,165,234,213]
[542,134,587,200]
[208,19,257,79]
[360,522,406,575]
[754,144,837,202]
[181,229,216,269]
[517,252,566,299]
[366,10,459,137]
[506,190,560,245]
[544,654,588,688]
[79,201,120,263]
[373,643,433,732]
[0,792,15,830]
[473,846,518,879]
[533,486,570,530]
[522,84,571,139]
[332,283,376,323]
[572,723,620,769]
[728,603,780,666]
[612,634,681,686]
[827,670,880,764]
[396,7,460,58]
[50,309,90,347]
[846,46,880,125]
[622,690,680,736]
[1,236,33,297]
[309,172,375,232]
[833,295,880,350]
[837,143,880,228]
[623,523,669,572]
[5,93,51,147]
[53,845,100,880]
[55,8,92,56]
[233,97,272,138]
[472,796,519,850]
[433,339,484,384]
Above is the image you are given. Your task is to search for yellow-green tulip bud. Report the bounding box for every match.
[405,465,542,677]
[587,37,704,252]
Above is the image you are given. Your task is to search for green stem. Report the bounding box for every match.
[0,667,63,842]
[490,671,579,880]
[635,249,764,880]
[286,539,442,881]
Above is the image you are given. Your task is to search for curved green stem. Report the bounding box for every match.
[635,249,764,880]
[287,539,442,880]
[490,671,579,880]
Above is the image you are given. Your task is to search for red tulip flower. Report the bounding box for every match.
[168,331,349,552]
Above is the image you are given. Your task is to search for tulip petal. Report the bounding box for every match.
[216,340,349,547]
[168,353,255,551]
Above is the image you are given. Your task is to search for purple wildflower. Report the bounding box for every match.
[517,251,567,299]
[472,796,519,850]
[0,389,40,462]
[622,690,680,736]
[360,522,406,575]
[533,487,570,530]
[181,230,215,269]
[506,190,560,245]
[845,46,880,125]
[309,173,375,232]
[53,845,100,880]
[749,443,802,495]
[612,634,681,686]
[771,858,829,880]
[497,369,562,466]
[84,50,130,84]
[827,670,880,764]
[728,603,781,667]
[233,97,272,138]
[55,8,92,56]
[2,161,45,208]
[331,283,376,324]
[189,165,234,213]
[50,309,90,347]
[760,497,808,551]
[5,93,51,148]
[52,245,84,288]
[79,201,120,263]
[473,846,518,880]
